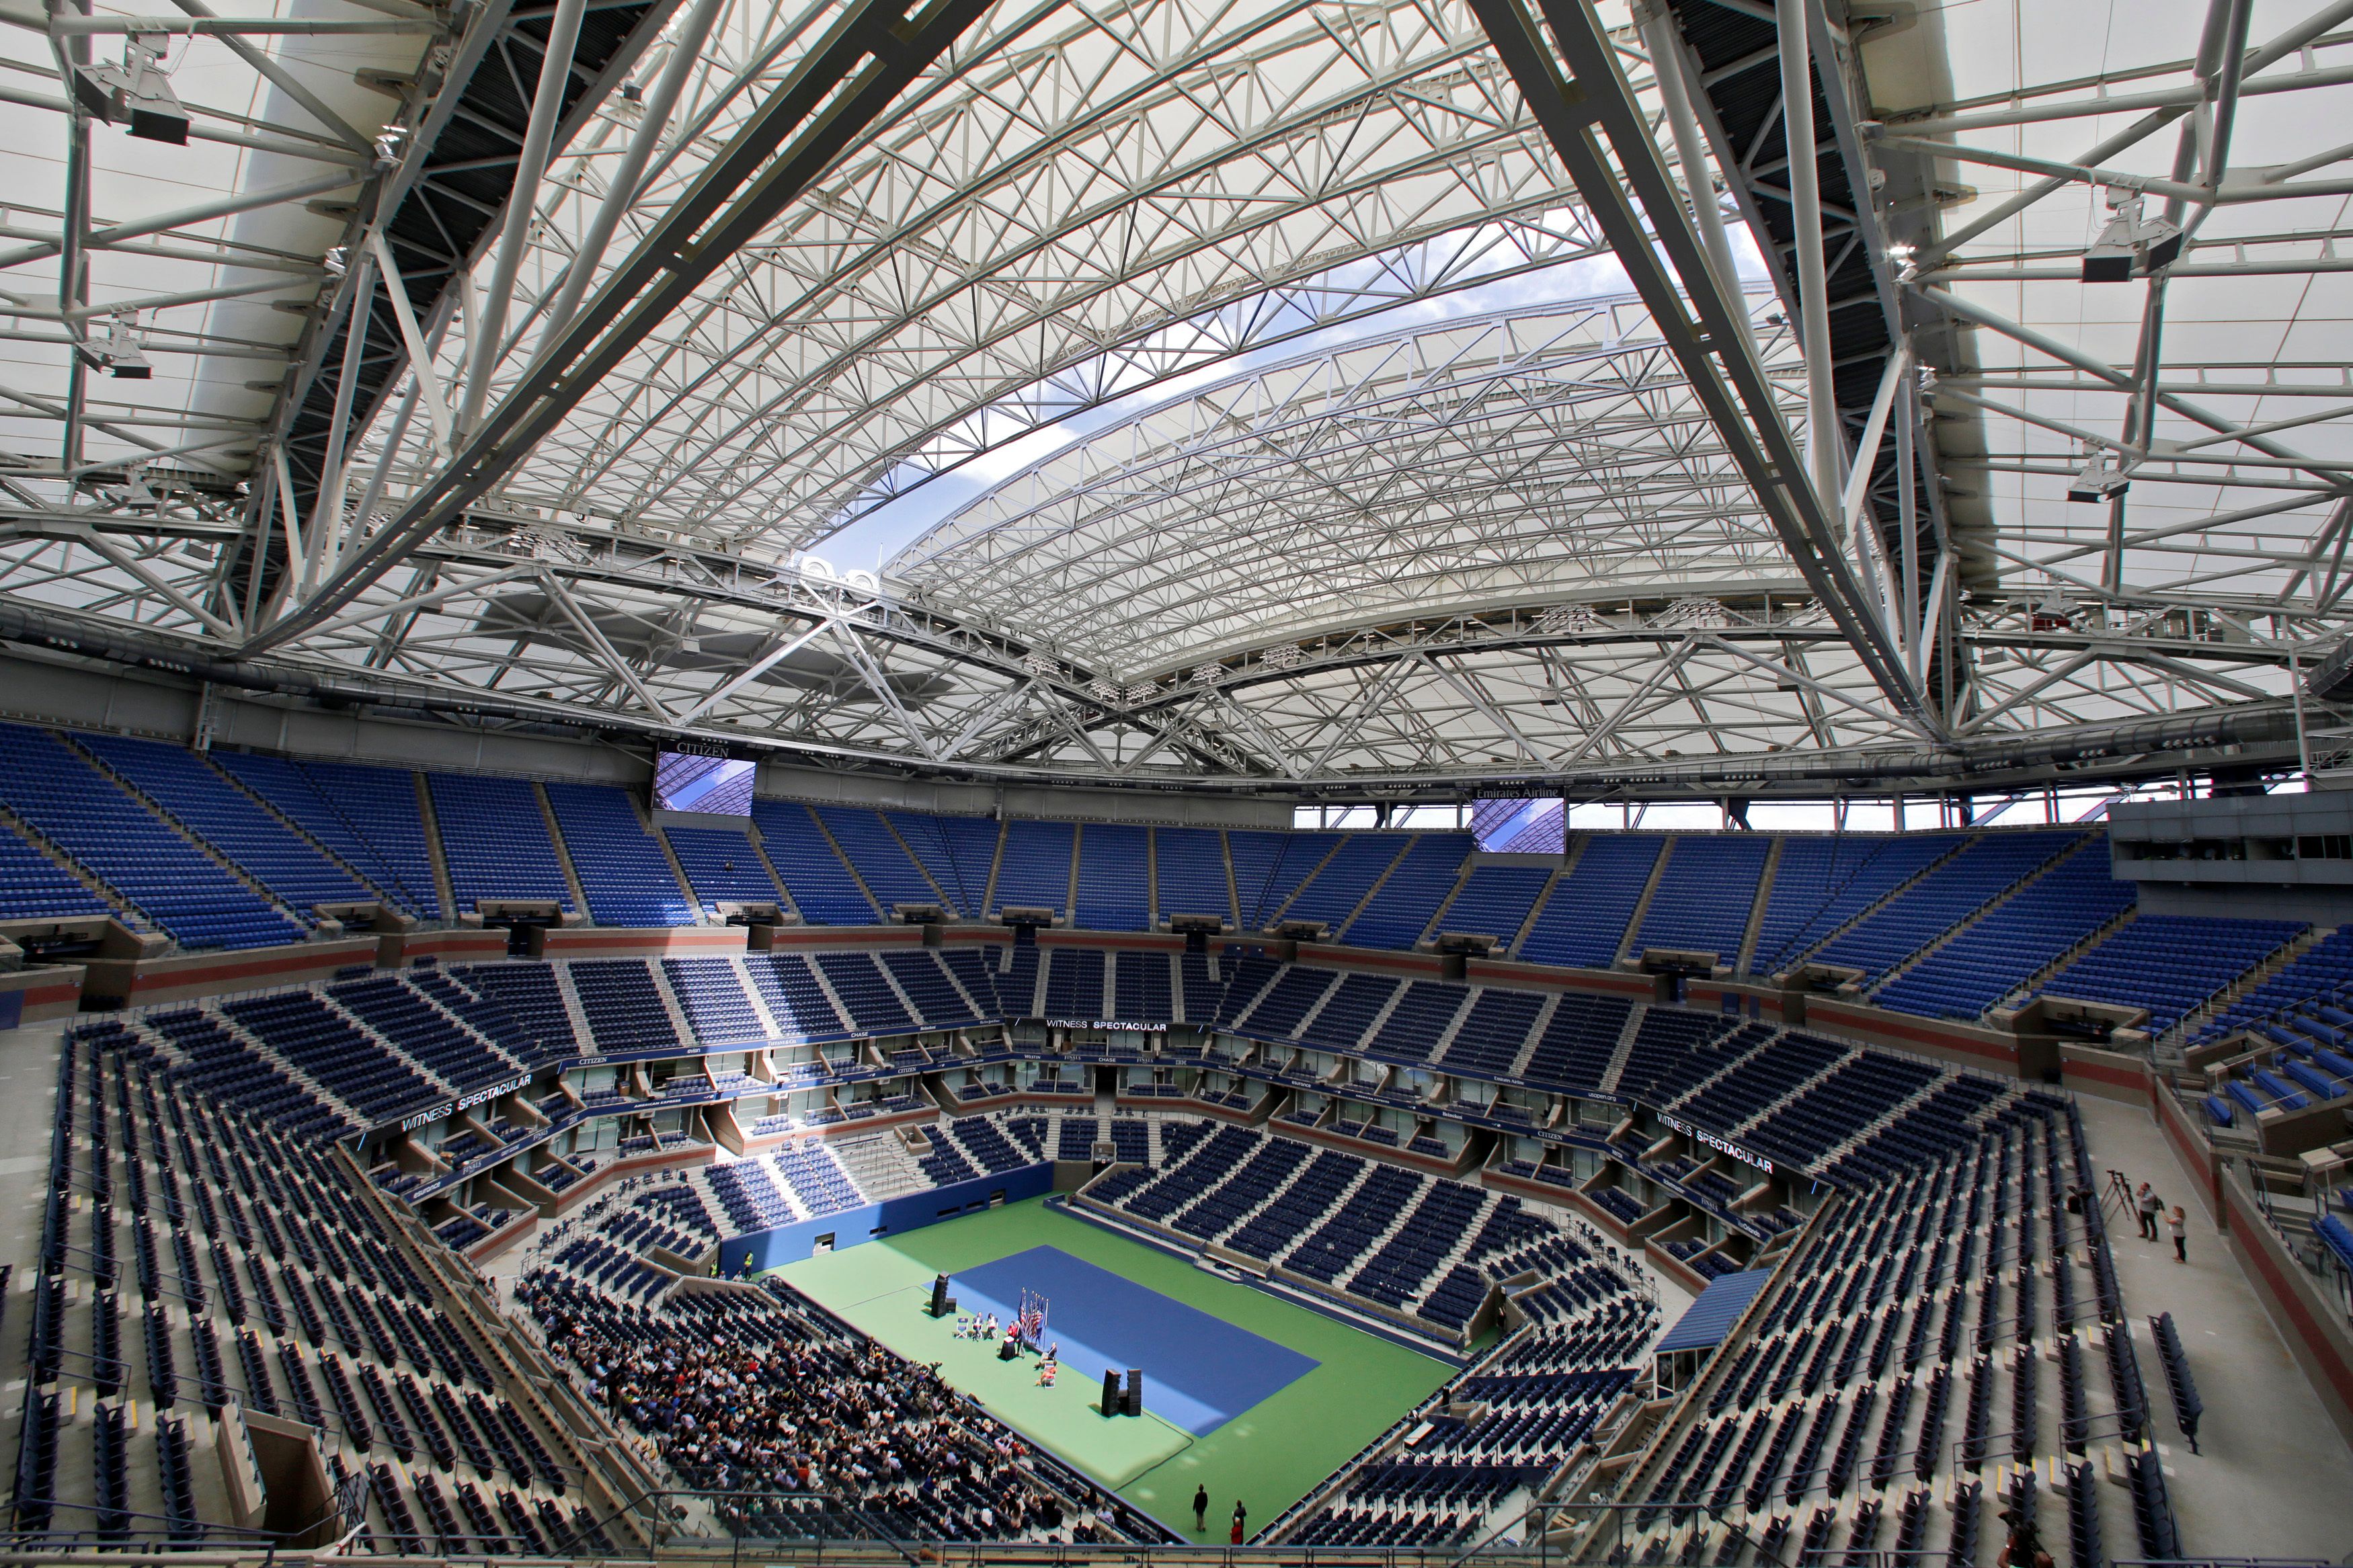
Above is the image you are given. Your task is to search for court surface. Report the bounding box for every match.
[772,1198,1456,1533]
[952,1245,1320,1434]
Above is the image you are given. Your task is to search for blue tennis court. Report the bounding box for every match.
[951,1245,1320,1434]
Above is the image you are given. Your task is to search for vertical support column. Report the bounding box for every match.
[52,0,93,472]
[459,0,588,434]
[1777,0,1840,512]
[1638,1,1747,341]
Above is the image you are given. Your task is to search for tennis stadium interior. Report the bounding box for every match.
[2,0,2353,1562]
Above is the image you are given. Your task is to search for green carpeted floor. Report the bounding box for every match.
[773,1198,1456,1536]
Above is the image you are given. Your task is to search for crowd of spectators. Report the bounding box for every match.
[515,1272,1133,1544]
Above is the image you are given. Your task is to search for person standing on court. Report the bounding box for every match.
[2135,1182,2163,1241]
[1193,1485,1208,1533]
[2168,1204,2188,1262]
[1231,1499,1247,1544]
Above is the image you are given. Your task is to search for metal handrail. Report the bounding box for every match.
[5,1466,364,1557]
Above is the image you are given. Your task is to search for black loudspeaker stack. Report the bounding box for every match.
[1123,1368,1143,1417]
[1101,1368,1121,1416]
[927,1274,953,1317]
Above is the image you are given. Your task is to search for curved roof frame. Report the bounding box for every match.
[1,0,2350,800]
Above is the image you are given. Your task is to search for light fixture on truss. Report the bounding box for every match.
[77,311,151,380]
[70,36,188,145]
[2081,189,2184,282]
[2065,447,2130,503]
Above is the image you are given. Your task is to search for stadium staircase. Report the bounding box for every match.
[2159,922,2336,1050]
[1862,833,2102,999]
[1751,830,1977,976]
[532,783,594,915]
[641,792,705,915]
[205,751,408,910]
[1504,993,1561,1077]
[0,798,147,927]
[1812,1073,1952,1169]
[1609,838,1677,966]
[549,965,600,1044]
[1595,1004,1648,1093]
[828,1129,928,1198]
[414,770,460,917]
[645,965,701,1045]
[1734,835,1784,974]
[1989,905,2141,1016]
[744,827,798,918]
[62,733,317,932]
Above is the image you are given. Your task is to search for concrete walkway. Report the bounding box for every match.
[2077,1092,2353,1561]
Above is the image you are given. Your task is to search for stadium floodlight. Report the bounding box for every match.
[2081,190,2182,282]
[71,37,188,145]
[77,311,151,380]
[2066,448,2130,503]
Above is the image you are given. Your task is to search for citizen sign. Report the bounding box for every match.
[1659,1114,1773,1173]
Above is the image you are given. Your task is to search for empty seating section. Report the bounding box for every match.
[1441,989,1544,1077]
[216,752,442,917]
[2039,915,2304,1032]
[1749,833,1962,976]
[223,989,442,1121]
[80,731,374,915]
[1874,848,2137,1021]
[1152,827,1233,926]
[1519,836,1663,968]
[1612,1008,1739,1101]
[1739,1047,1938,1171]
[750,800,877,923]
[0,723,301,949]
[544,783,696,926]
[1300,973,1398,1052]
[664,825,785,909]
[428,774,574,913]
[992,819,1074,915]
[814,952,915,1034]
[1435,864,1552,945]
[1113,950,1174,1021]
[1671,1028,1847,1135]
[2194,926,2353,1048]
[32,1037,594,1555]
[1367,981,1468,1065]
[1521,993,1633,1094]
[456,963,580,1061]
[1341,834,1472,949]
[569,960,680,1054]
[1634,835,1771,963]
[1281,835,1408,931]
[1074,823,1149,930]
[0,820,108,921]
[662,958,768,1044]
[993,944,1042,1016]
[815,808,943,915]
[1043,949,1107,1018]
[881,950,984,1026]
[1812,833,2080,984]
[747,955,848,1039]
[1599,1095,2162,1568]
[330,974,524,1091]
[1230,830,1339,927]
[887,812,998,917]
[1237,966,1335,1037]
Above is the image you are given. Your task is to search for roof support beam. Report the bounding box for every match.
[457,0,585,437]
[243,0,1004,656]
[1776,0,1839,511]
[1464,0,1929,729]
